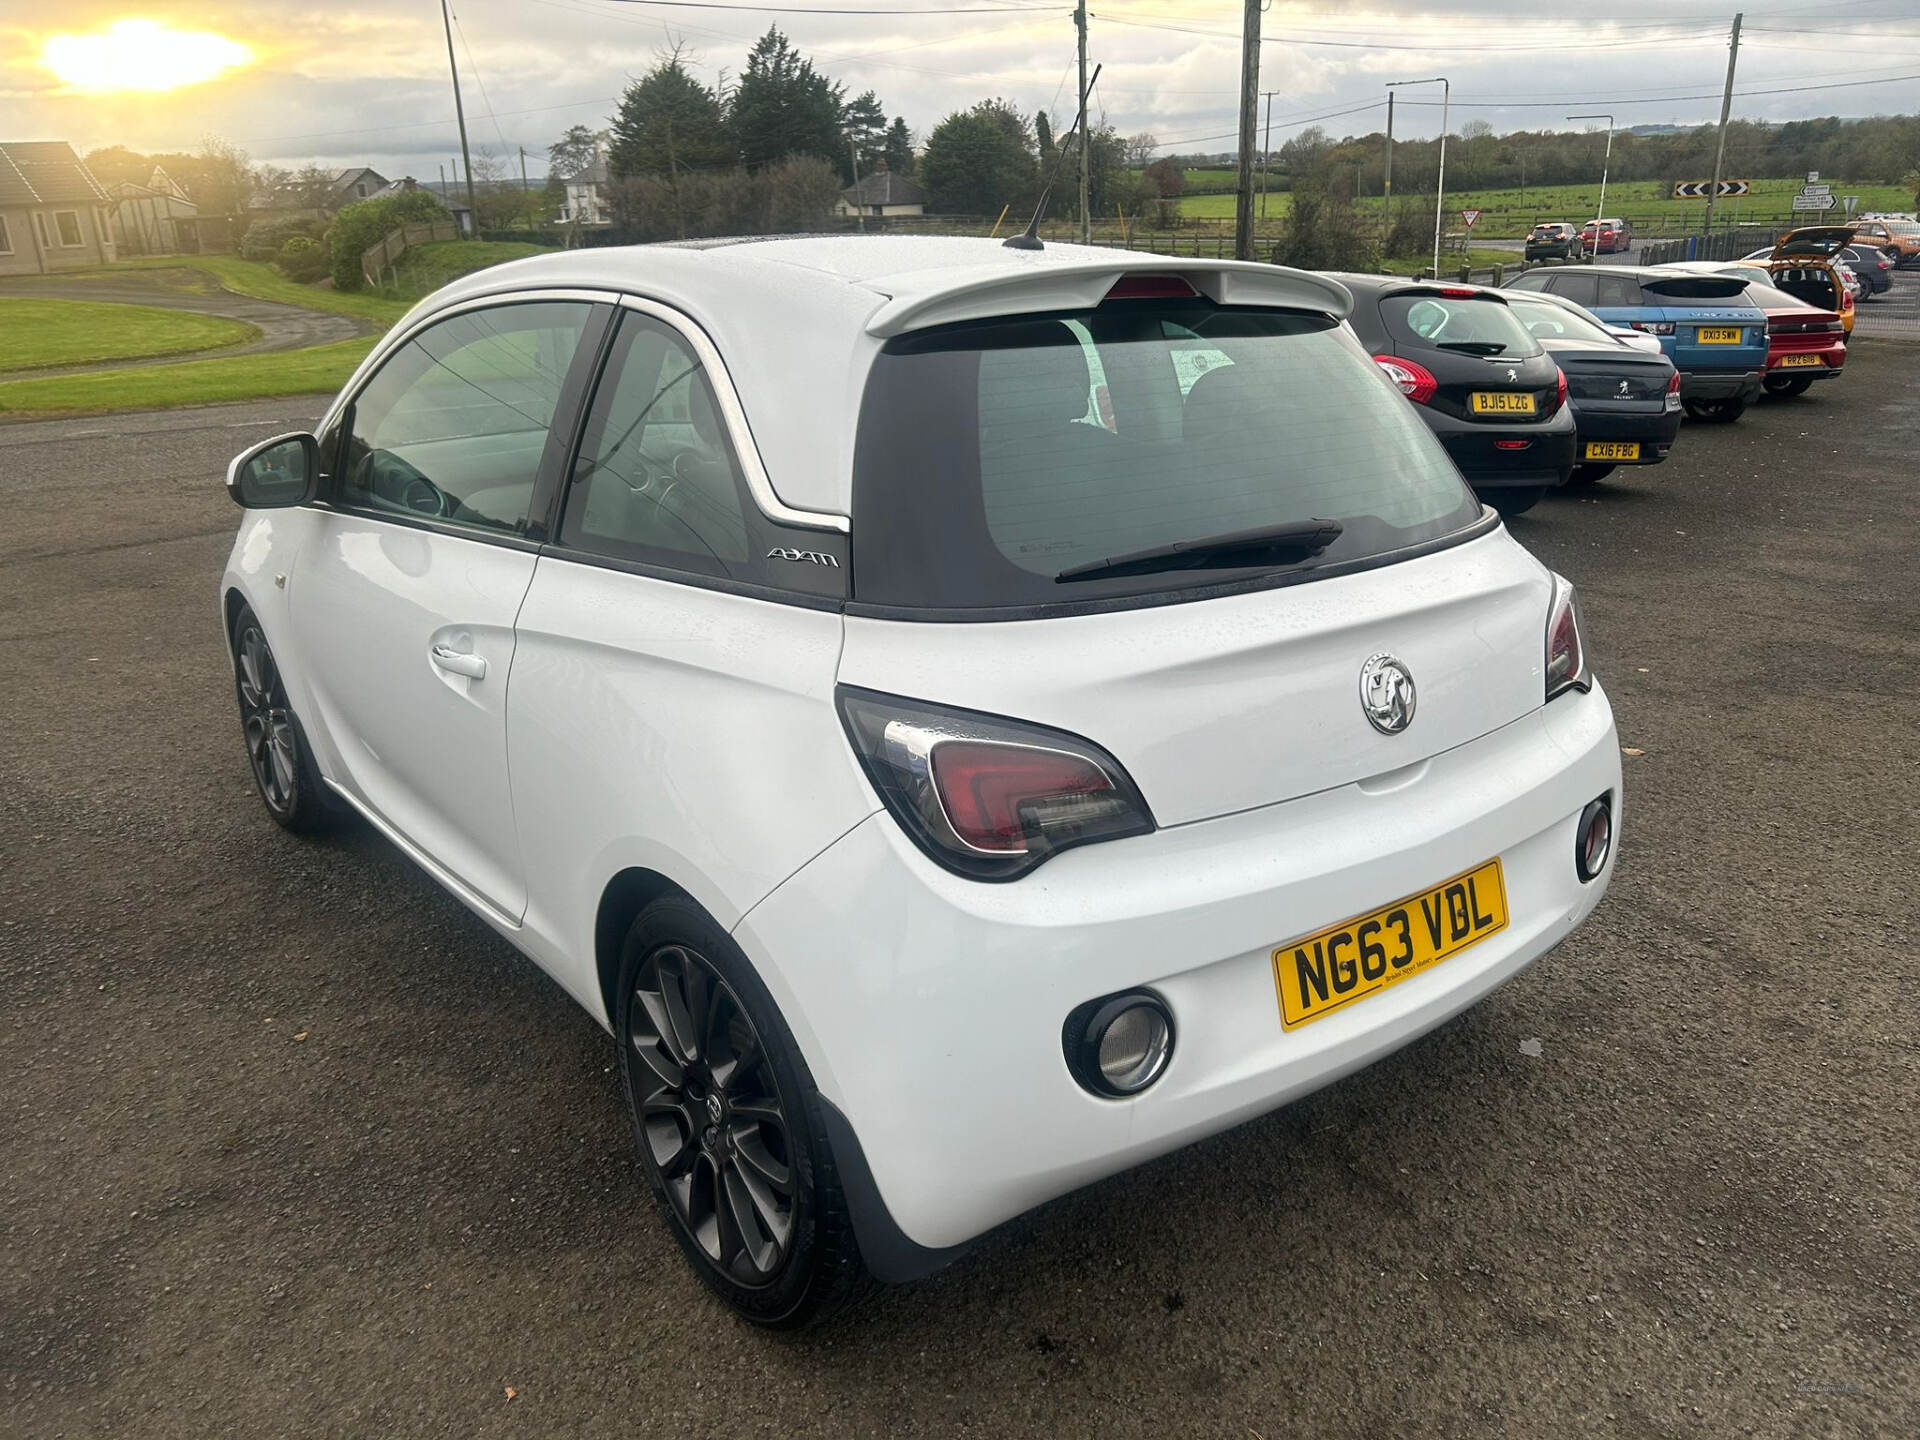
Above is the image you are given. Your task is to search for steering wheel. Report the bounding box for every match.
[358,450,449,518]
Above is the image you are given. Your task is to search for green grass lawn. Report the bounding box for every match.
[95,254,411,326]
[1379,248,1517,276]
[0,335,378,418]
[0,296,257,372]
[382,240,558,301]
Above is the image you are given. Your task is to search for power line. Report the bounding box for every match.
[593,0,1059,11]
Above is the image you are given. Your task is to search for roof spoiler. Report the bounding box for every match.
[865,258,1353,337]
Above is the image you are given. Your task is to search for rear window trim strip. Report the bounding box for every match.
[845,508,1503,623]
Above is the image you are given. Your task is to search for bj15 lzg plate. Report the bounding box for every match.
[1470,392,1537,415]
[1272,859,1508,1030]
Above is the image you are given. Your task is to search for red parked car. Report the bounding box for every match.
[1580,217,1632,256]
[1728,279,1846,397]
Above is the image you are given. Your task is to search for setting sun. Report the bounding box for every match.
[41,18,253,94]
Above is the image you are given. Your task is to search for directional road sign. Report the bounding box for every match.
[1673,180,1751,198]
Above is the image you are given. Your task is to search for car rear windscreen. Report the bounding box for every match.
[1380,294,1544,357]
[849,303,1482,611]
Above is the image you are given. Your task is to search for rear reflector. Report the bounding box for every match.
[1105,274,1197,300]
[1494,440,1532,450]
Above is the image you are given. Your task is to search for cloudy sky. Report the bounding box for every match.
[4,0,1918,179]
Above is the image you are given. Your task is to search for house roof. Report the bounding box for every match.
[0,141,109,208]
[839,171,927,208]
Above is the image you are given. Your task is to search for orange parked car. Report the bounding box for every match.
[1846,217,1920,267]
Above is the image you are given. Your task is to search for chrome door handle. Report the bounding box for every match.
[429,644,488,680]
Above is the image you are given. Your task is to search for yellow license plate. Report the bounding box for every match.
[1584,441,1640,461]
[1697,327,1742,344]
[1470,392,1536,415]
[1272,859,1509,1031]
[1779,353,1823,368]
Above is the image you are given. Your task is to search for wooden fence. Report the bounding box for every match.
[361,221,462,288]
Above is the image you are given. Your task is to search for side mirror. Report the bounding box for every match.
[227,432,319,509]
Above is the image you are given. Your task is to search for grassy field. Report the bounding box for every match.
[1379,248,1516,276]
[1177,178,1912,238]
[96,254,411,326]
[381,240,557,301]
[0,297,256,372]
[0,335,377,418]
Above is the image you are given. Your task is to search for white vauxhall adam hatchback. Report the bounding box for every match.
[221,236,1621,1327]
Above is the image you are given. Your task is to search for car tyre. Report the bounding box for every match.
[1488,487,1545,518]
[1568,464,1615,485]
[1763,375,1814,398]
[616,895,874,1329]
[231,604,333,834]
[1683,397,1746,423]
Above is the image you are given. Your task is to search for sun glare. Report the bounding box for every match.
[42,18,253,94]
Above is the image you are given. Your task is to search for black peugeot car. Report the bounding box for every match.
[1333,275,1576,517]
[1525,222,1581,262]
[1500,289,1683,484]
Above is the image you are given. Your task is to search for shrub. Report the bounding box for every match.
[239,215,324,260]
[273,234,329,283]
[326,190,449,291]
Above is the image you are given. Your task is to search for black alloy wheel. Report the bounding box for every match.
[1683,397,1746,423]
[231,605,330,833]
[1569,463,1615,485]
[1764,375,1814,398]
[616,896,870,1327]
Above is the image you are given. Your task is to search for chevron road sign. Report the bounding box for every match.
[1672,180,1752,198]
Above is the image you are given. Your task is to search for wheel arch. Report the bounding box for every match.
[593,866,694,1027]
[223,585,250,646]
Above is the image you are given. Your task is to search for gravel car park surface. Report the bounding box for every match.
[3,348,1915,1437]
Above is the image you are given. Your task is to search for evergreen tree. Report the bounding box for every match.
[919,99,1037,217]
[843,90,888,180]
[1035,111,1055,167]
[730,28,844,170]
[883,117,915,176]
[608,50,729,180]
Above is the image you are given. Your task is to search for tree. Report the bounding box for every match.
[194,136,255,219]
[609,49,730,181]
[1142,157,1183,197]
[883,117,915,176]
[842,89,887,179]
[1035,111,1055,167]
[548,125,599,182]
[918,99,1036,217]
[292,164,334,212]
[766,155,841,229]
[1122,132,1159,168]
[730,27,844,170]
[327,188,448,290]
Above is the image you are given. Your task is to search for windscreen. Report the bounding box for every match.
[1381,294,1544,357]
[849,303,1481,611]
[1506,296,1620,345]
[1640,276,1752,301]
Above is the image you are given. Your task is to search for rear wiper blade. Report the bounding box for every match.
[1435,340,1509,354]
[1056,519,1343,583]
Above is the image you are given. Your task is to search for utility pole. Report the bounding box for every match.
[440,0,479,234]
[1702,12,1743,245]
[1075,0,1090,244]
[1258,91,1273,219]
[1383,90,1394,203]
[849,138,865,232]
[1568,113,1615,244]
[1387,77,1447,278]
[1233,0,1260,260]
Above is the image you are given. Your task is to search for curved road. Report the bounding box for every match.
[0,272,370,378]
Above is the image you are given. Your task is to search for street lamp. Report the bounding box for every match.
[1389,77,1449,279]
[1567,113,1615,257]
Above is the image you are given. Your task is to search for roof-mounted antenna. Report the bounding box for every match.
[1004,63,1101,251]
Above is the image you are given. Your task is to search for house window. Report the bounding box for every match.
[0,214,11,254]
[55,211,83,246]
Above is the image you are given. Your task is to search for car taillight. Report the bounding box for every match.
[1629,321,1676,335]
[837,687,1156,881]
[1545,575,1591,701]
[1553,365,1568,413]
[1665,368,1682,410]
[1840,287,1854,313]
[1372,354,1437,404]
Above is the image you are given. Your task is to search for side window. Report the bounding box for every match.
[1548,272,1600,305]
[1594,275,1642,308]
[339,301,591,536]
[560,311,756,575]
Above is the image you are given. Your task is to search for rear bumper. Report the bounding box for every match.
[1432,413,1578,489]
[1678,368,1763,402]
[1766,345,1845,378]
[737,684,1622,1270]
[1572,404,1682,462]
